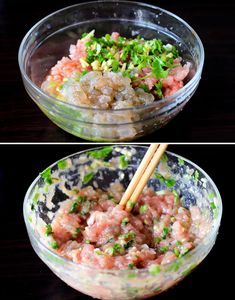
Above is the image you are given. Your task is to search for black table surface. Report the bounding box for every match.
[0,144,233,299]
[0,0,235,142]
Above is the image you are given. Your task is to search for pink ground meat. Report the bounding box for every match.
[44,187,209,270]
[41,31,190,108]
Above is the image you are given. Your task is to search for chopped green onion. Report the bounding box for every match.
[210,202,216,209]
[193,170,200,182]
[154,173,175,187]
[139,204,148,214]
[155,81,163,98]
[40,167,53,185]
[47,82,57,89]
[108,243,122,256]
[119,155,128,169]
[172,190,180,205]
[178,158,185,166]
[124,239,134,250]
[81,70,89,76]
[128,263,135,269]
[139,84,149,92]
[161,153,168,162]
[108,194,114,200]
[121,231,136,240]
[77,195,87,203]
[208,192,215,199]
[154,237,161,244]
[45,224,53,236]
[161,227,169,239]
[89,146,113,159]
[121,218,129,226]
[176,240,182,246]
[83,172,94,184]
[112,60,119,71]
[94,249,103,255]
[160,246,169,253]
[76,227,81,234]
[33,192,39,204]
[50,240,59,249]
[174,248,180,257]
[126,200,135,210]
[149,264,161,275]
[57,159,67,170]
[69,201,79,214]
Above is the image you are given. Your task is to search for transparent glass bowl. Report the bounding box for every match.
[18,1,204,141]
[23,145,222,300]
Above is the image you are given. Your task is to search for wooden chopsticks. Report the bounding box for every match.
[120,144,168,212]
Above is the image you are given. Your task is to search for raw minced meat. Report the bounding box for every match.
[41,30,190,109]
[42,186,210,270]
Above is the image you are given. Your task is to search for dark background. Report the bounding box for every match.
[0,0,235,142]
[0,144,233,299]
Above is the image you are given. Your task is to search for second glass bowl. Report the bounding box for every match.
[24,145,221,300]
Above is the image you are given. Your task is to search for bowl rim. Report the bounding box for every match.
[18,0,205,113]
[23,145,222,275]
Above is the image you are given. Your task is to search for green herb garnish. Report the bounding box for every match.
[40,167,53,185]
[124,239,134,250]
[50,240,59,249]
[161,153,168,162]
[210,202,216,210]
[89,146,113,159]
[154,173,175,187]
[76,227,81,234]
[94,249,103,255]
[139,84,149,92]
[161,227,169,239]
[139,204,148,214]
[149,264,161,275]
[176,240,182,246]
[108,243,122,256]
[152,58,168,79]
[155,81,163,98]
[69,201,79,214]
[119,155,128,169]
[208,192,215,199]
[81,70,88,76]
[47,82,57,89]
[121,231,136,240]
[193,170,200,182]
[172,190,180,205]
[178,158,185,166]
[121,218,129,226]
[126,200,135,210]
[57,159,67,170]
[174,248,180,257]
[160,246,169,253]
[83,172,94,184]
[128,263,135,269]
[45,224,53,236]
[167,260,182,272]
[154,237,161,244]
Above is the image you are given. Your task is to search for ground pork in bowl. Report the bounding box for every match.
[19,1,204,141]
[24,145,222,300]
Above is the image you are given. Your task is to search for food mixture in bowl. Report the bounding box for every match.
[25,146,221,299]
[42,31,190,109]
[43,185,210,270]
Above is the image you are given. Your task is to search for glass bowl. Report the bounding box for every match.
[18,1,204,142]
[23,145,222,300]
